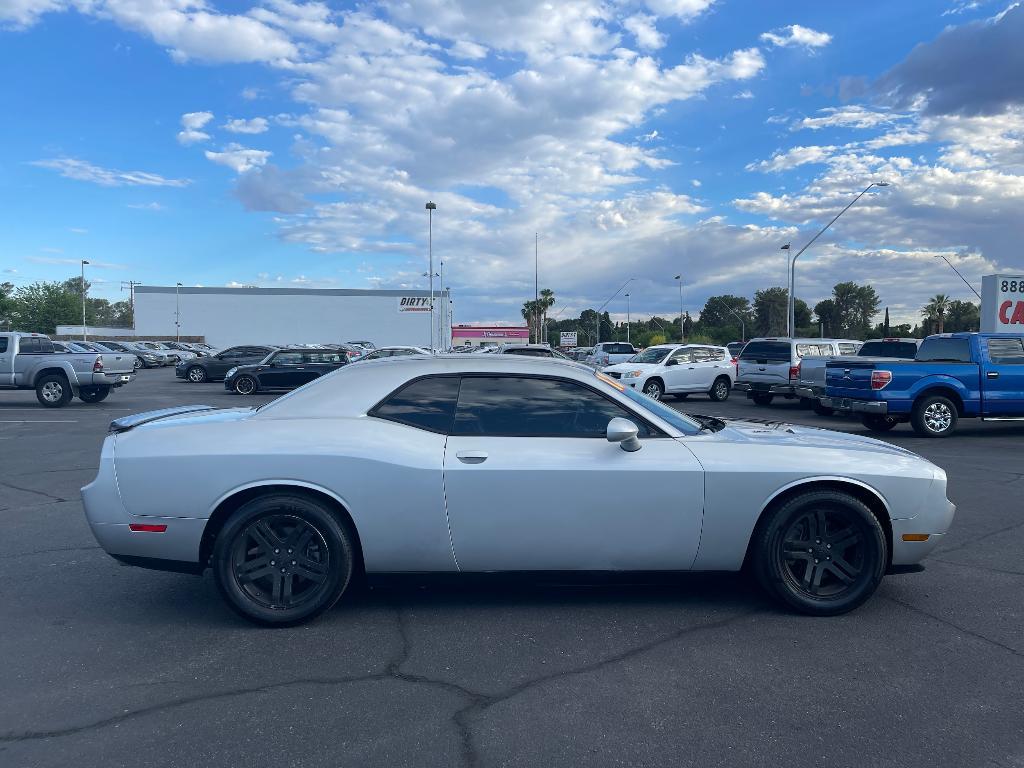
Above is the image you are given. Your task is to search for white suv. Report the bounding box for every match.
[602,344,734,401]
[585,342,638,368]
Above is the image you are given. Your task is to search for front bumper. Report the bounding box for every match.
[819,396,888,415]
[175,366,187,378]
[890,498,957,565]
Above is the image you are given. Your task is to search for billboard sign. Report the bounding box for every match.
[981,274,1024,331]
[560,331,578,347]
[398,297,431,313]
[451,326,529,339]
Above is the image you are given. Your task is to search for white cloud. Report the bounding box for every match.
[127,201,166,210]
[30,157,190,187]
[796,106,899,131]
[0,0,64,28]
[760,24,832,49]
[224,116,269,134]
[204,143,272,173]
[642,0,716,21]
[733,89,754,99]
[622,14,665,51]
[449,39,487,59]
[747,145,837,172]
[241,86,262,100]
[176,110,214,144]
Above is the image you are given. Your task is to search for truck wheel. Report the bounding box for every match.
[79,385,111,403]
[36,374,72,408]
[812,401,835,417]
[751,393,774,406]
[911,395,958,438]
[860,414,898,432]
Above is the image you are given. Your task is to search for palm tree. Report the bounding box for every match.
[922,294,951,334]
[539,288,555,343]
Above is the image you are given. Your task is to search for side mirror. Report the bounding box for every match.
[606,417,642,452]
[665,358,678,366]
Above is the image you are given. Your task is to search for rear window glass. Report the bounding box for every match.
[603,343,635,354]
[740,341,790,361]
[371,376,460,433]
[987,338,1024,364]
[0,338,7,353]
[503,348,552,357]
[916,337,972,363]
[837,343,860,355]
[859,341,918,358]
[796,344,831,357]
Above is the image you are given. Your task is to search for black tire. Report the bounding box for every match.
[911,395,958,438]
[642,378,664,400]
[751,392,774,406]
[708,376,731,402]
[186,366,207,383]
[213,494,355,626]
[799,397,814,409]
[78,385,111,403]
[673,393,689,401]
[860,414,899,432]
[234,375,258,395]
[751,490,887,616]
[35,374,72,408]
[812,401,835,417]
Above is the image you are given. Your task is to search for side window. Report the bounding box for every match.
[219,347,241,359]
[838,343,859,355]
[0,337,8,353]
[669,349,692,364]
[452,376,653,438]
[691,348,711,362]
[370,376,461,433]
[19,338,39,354]
[714,349,727,361]
[987,338,1024,364]
[273,352,304,365]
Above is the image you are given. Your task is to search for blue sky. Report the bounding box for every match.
[2,0,1022,326]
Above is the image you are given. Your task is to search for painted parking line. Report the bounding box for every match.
[0,420,79,423]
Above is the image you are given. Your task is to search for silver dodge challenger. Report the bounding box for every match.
[82,355,955,625]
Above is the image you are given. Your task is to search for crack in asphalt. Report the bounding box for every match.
[0,480,67,504]
[1,545,101,560]
[884,596,1023,659]
[930,557,1024,578]
[0,603,756,761]
[937,519,1024,555]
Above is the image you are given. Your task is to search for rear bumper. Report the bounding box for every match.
[794,385,823,400]
[820,396,888,415]
[92,372,135,388]
[734,382,796,396]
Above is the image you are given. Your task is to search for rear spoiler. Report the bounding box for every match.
[109,405,217,434]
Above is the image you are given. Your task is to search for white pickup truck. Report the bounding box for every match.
[0,332,136,407]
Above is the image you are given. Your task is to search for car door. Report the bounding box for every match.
[299,351,339,384]
[442,374,705,571]
[981,336,1024,415]
[257,351,305,388]
[689,347,719,390]
[661,348,697,392]
[207,347,245,378]
[0,336,12,386]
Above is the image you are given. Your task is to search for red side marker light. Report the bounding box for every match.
[129,523,167,533]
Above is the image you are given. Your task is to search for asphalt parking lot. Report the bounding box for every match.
[1,368,1022,768]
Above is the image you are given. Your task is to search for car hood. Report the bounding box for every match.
[707,417,920,458]
[603,362,658,374]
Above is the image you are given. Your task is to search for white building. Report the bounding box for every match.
[134,286,452,349]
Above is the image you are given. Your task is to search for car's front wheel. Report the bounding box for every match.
[642,379,664,400]
[234,375,258,395]
[752,490,887,616]
[213,494,355,626]
[186,366,207,383]
[36,374,72,408]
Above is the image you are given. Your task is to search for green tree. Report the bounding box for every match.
[696,295,752,344]
[944,300,980,332]
[0,282,14,330]
[10,281,80,334]
[922,294,952,334]
[754,287,809,336]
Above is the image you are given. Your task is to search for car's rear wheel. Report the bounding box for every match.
[78,385,111,403]
[708,376,731,402]
[234,375,258,395]
[911,395,958,438]
[642,379,664,400]
[812,401,835,417]
[213,494,354,626]
[752,490,887,615]
[751,392,774,406]
[860,414,899,432]
[36,374,72,408]
[186,366,207,383]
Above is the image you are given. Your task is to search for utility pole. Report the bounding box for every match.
[781,243,792,336]
[426,201,436,352]
[175,282,183,342]
[81,260,90,341]
[625,293,631,344]
[121,280,141,327]
[674,275,684,342]
[534,232,539,343]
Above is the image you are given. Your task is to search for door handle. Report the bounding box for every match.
[987,371,1000,379]
[456,451,488,464]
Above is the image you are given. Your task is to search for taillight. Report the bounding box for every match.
[871,370,892,390]
[93,356,104,373]
[789,364,800,380]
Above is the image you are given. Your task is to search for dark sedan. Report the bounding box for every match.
[224,348,348,394]
[176,345,279,382]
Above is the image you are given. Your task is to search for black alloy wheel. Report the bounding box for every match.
[186,366,207,383]
[213,494,354,625]
[752,490,887,615]
[234,375,258,395]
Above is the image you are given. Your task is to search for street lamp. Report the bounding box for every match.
[81,260,90,341]
[175,282,183,342]
[934,254,982,300]
[780,243,791,335]
[625,293,631,344]
[596,278,635,344]
[534,232,539,343]
[673,275,684,342]
[788,181,889,339]
[426,201,437,353]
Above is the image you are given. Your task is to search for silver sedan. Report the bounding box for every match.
[82,355,955,625]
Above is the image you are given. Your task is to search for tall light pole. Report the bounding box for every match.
[596,277,635,344]
[781,243,792,336]
[534,232,539,343]
[673,275,683,342]
[625,293,631,344]
[934,254,982,300]
[121,280,141,329]
[81,260,90,341]
[426,201,436,352]
[788,181,889,340]
[446,286,453,349]
[175,282,183,342]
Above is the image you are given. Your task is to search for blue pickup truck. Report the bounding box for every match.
[821,333,1024,437]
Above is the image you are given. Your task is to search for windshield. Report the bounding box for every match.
[629,346,672,364]
[593,371,700,435]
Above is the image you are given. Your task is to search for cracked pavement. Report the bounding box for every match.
[1,369,1022,767]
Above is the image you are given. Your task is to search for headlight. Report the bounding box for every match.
[226,367,238,377]
[144,355,157,361]
[623,370,644,378]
